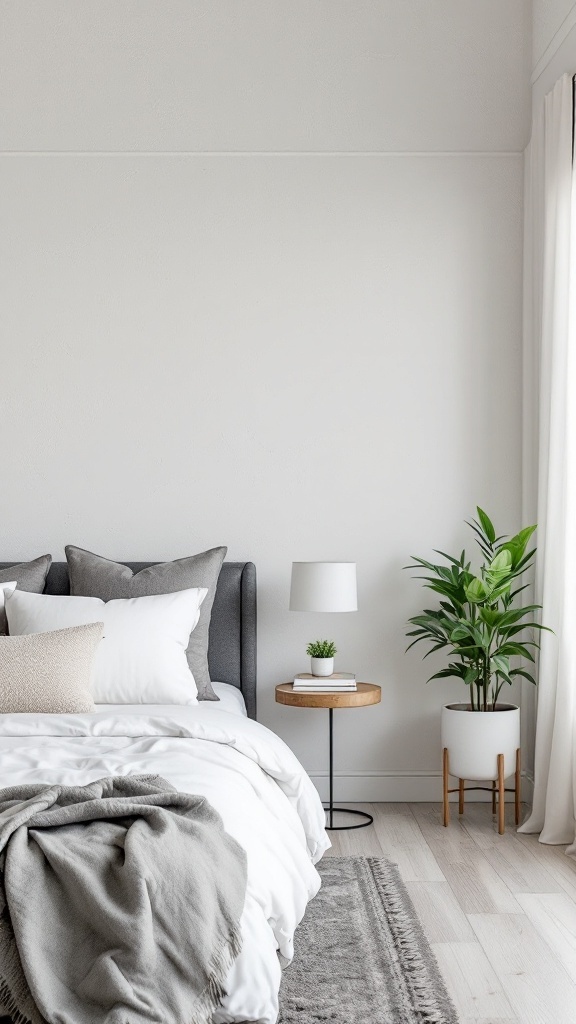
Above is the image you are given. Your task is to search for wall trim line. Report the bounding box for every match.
[0,150,524,158]
[532,5,576,85]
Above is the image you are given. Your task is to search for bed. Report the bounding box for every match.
[0,560,329,1024]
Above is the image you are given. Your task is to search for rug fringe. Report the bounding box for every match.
[366,857,459,1024]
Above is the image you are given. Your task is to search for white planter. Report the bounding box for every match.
[311,657,334,677]
[441,702,520,781]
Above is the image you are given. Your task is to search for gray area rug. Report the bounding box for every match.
[278,856,459,1024]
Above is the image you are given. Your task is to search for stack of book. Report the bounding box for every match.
[293,673,356,692]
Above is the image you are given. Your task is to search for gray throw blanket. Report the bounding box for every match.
[0,776,247,1024]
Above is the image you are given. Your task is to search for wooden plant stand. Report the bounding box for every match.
[442,747,521,834]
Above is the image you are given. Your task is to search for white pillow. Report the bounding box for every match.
[0,582,17,635]
[5,587,208,705]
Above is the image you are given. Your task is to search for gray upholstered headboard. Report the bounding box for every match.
[0,560,257,720]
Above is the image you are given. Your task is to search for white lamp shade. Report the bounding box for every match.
[289,562,357,612]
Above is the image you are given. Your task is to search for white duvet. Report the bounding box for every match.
[0,693,330,1024]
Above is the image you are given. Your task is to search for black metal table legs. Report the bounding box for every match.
[323,707,373,831]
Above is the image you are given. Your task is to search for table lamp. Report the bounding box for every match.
[290,562,357,675]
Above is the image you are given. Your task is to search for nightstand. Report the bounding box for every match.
[275,682,381,831]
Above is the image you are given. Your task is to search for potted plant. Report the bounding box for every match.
[306,640,337,677]
[405,508,549,786]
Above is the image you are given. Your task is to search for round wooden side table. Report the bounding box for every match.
[275,682,381,831]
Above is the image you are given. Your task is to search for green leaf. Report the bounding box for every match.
[405,637,435,653]
[483,582,512,603]
[405,556,436,571]
[496,605,542,628]
[440,601,460,615]
[433,549,463,567]
[465,577,488,603]
[499,526,537,568]
[509,623,549,638]
[510,668,537,685]
[496,642,535,662]
[476,507,496,543]
[466,521,495,558]
[427,668,467,682]
[423,642,453,658]
[450,625,471,642]
[469,525,490,543]
[491,653,510,676]
[408,614,449,634]
[489,549,513,574]
[479,608,503,628]
[464,666,480,684]
[514,548,537,573]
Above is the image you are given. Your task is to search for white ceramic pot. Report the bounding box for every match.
[311,657,334,677]
[441,702,520,781]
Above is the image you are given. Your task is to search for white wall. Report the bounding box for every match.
[0,1,531,800]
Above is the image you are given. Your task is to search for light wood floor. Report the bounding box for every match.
[324,802,576,1024]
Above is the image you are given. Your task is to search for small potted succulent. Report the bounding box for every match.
[405,508,550,784]
[307,639,337,677]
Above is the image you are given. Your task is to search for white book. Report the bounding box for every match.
[294,683,357,692]
[294,682,356,687]
[294,673,356,685]
[293,684,356,692]
[294,680,357,687]
[294,686,357,692]
[294,685,357,691]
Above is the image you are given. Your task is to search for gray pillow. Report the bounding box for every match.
[0,554,52,634]
[0,622,103,714]
[65,545,227,701]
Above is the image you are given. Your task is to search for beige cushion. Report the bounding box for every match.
[0,623,104,714]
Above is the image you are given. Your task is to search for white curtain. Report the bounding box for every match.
[519,74,576,850]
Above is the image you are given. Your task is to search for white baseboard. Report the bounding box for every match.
[309,769,534,804]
